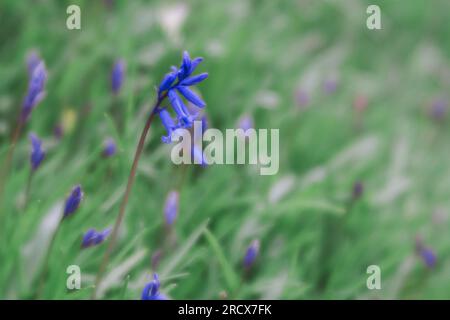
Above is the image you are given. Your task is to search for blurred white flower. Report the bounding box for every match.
[158,3,189,44]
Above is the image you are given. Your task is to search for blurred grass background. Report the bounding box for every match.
[1,0,450,299]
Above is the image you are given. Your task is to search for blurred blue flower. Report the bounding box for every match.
[29,133,45,171]
[157,51,208,143]
[26,50,41,78]
[416,236,437,268]
[419,247,437,268]
[81,227,112,248]
[352,181,364,200]
[111,59,125,95]
[141,273,168,300]
[63,185,83,218]
[429,97,447,122]
[102,137,117,157]
[21,61,47,122]
[243,239,260,270]
[164,190,179,226]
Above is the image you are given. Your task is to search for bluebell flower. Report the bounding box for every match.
[156,51,208,142]
[164,190,179,226]
[29,133,45,171]
[63,185,84,218]
[419,247,437,268]
[111,59,125,95]
[352,181,364,200]
[429,97,447,122]
[415,237,437,268]
[141,273,168,300]
[21,61,47,122]
[102,137,117,157]
[243,239,260,270]
[81,227,112,249]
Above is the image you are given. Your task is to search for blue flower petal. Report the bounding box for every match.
[177,86,206,108]
[180,73,208,86]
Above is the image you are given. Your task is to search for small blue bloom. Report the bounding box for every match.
[420,247,437,268]
[81,227,112,249]
[243,239,260,270]
[158,108,180,144]
[156,51,208,140]
[168,89,192,127]
[111,59,125,95]
[29,133,45,171]
[237,114,254,131]
[63,185,84,218]
[415,236,437,268]
[21,61,47,122]
[141,273,168,300]
[352,181,364,200]
[102,138,117,157]
[164,190,179,226]
[429,97,447,122]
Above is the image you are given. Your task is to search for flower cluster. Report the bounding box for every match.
[29,133,45,171]
[157,51,208,143]
[81,227,112,249]
[21,60,48,122]
[63,185,84,218]
[141,273,167,300]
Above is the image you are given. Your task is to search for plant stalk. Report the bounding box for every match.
[91,93,166,299]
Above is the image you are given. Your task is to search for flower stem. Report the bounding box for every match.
[36,216,64,298]
[23,170,34,211]
[91,94,166,299]
[0,119,24,225]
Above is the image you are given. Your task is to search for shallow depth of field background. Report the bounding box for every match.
[1,0,450,299]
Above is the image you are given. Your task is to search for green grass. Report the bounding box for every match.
[1,0,450,299]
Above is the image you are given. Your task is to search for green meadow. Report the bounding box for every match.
[0,0,449,299]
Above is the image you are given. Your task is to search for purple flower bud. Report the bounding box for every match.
[419,247,437,268]
[243,239,260,270]
[81,227,111,249]
[323,77,338,94]
[29,133,45,171]
[352,181,364,200]
[102,138,117,157]
[111,59,125,95]
[164,190,179,226]
[21,61,47,122]
[141,273,168,300]
[415,236,437,268]
[53,124,64,140]
[237,114,254,131]
[429,97,447,122]
[63,185,83,218]
[295,88,309,108]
